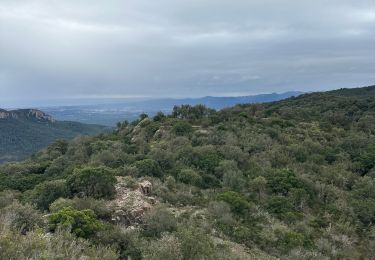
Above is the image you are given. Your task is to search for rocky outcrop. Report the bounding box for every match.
[195,129,210,136]
[131,118,152,143]
[153,125,171,139]
[0,108,55,122]
[111,177,157,225]
[0,109,17,119]
[24,109,55,122]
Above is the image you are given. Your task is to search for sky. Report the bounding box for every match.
[0,0,375,107]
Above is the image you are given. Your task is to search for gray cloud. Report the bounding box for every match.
[1,0,375,105]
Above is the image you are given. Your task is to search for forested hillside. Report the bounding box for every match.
[0,109,107,163]
[0,86,374,259]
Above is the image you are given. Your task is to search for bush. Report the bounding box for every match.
[172,121,193,136]
[50,197,113,220]
[49,207,104,239]
[134,159,162,177]
[142,233,182,260]
[192,146,222,173]
[267,169,305,196]
[0,190,20,209]
[142,206,177,237]
[0,202,44,234]
[176,226,215,259]
[267,196,294,217]
[119,165,139,177]
[275,229,305,253]
[67,166,116,199]
[208,201,234,225]
[0,172,47,192]
[27,179,69,210]
[0,229,118,260]
[218,191,252,215]
[216,160,245,191]
[94,224,140,259]
[177,168,202,186]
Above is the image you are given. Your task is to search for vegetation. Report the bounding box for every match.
[67,166,117,199]
[0,85,374,259]
[0,109,106,163]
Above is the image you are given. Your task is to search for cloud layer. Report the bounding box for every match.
[1,0,375,104]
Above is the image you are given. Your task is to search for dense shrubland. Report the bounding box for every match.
[0,86,374,259]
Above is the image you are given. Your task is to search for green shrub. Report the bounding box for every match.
[0,190,20,209]
[218,191,252,215]
[176,226,215,259]
[142,233,182,260]
[27,179,69,210]
[216,160,245,191]
[142,206,177,237]
[0,229,118,260]
[134,159,162,177]
[49,207,103,239]
[177,168,202,186]
[0,202,45,234]
[67,166,116,199]
[267,196,294,218]
[192,146,222,173]
[50,197,113,220]
[119,165,139,177]
[267,169,305,196]
[172,121,193,136]
[0,172,47,192]
[275,229,305,253]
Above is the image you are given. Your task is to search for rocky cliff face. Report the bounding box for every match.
[0,109,55,122]
[0,109,17,119]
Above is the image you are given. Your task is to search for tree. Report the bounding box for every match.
[153,112,166,122]
[172,104,215,120]
[67,166,116,199]
[139,113,149,120]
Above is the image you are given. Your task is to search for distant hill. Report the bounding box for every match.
[0,109,106,163]
[42,91,302,126]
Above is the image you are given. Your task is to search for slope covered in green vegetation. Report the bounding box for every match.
[0,109,107,163]
[0,86,374,259]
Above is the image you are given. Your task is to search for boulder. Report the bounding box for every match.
[139,180,152,196]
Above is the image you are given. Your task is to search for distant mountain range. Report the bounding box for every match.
[0,109,107,163]
[42,91,303,126]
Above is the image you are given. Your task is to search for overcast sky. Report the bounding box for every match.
[1,0,375,106]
